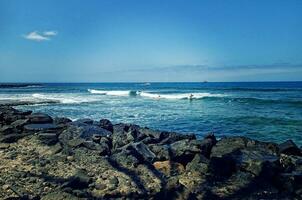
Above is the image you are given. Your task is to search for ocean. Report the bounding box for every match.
[1,82,302,145]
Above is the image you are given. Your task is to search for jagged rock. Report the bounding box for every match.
[59,125,111,147]
[186,154,209,174]
[99,119,113,132]
[149,144,170,161]
[110,149,140,168]
[169,138,215,165]
[279,140,301,156]
[27,113,53,124]
[125,142,156,162]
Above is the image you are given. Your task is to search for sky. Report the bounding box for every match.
[0,0,302,82]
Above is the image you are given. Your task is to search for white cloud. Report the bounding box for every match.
[23,30,58,42]
[43,30,58,36]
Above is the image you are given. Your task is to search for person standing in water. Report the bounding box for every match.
[189,94,194,100]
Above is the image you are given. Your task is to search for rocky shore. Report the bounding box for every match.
[0,106,301,200]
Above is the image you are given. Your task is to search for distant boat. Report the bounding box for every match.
[143,82,151,86]
[203,80,208,83]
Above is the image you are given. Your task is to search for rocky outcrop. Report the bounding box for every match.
[0,106,302,199]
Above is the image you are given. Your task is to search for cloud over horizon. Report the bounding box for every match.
[23,30,58,42]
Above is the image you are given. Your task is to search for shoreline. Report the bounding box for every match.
[0,106,302,199]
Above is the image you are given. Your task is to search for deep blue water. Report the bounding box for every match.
[1,82,302,145]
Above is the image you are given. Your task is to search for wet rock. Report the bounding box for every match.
[278,140,301,156]
[99,119,113,132]
[27,113,53,124]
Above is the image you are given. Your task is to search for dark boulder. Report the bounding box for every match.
[38,133,58,145]
[169,138,216,165]
[126,142,156,162]
[208,156,237,178]
[27,113,53,124]
[278,140,301,156]
[186,154,209,174]
[59,125,111,146]
[99,119,113,132]
[79,125,111,139]
[149,144,170,161]
[159,131,196,145]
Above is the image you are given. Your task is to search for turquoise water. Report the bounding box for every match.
[1,82,302,145]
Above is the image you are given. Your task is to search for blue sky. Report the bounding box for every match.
[0,0,302,82]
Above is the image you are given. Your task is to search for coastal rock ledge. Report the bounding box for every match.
[0,106,302,200]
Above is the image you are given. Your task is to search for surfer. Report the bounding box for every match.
[189,94,194,100]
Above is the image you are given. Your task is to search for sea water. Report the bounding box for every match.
[1,82,302,145]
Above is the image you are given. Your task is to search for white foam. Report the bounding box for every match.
[88,89,136,96]
[32,93,100,104]
[139,92,224,100]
